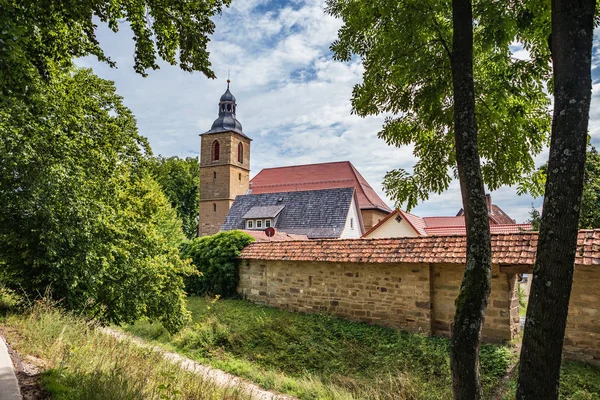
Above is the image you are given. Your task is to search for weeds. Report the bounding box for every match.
[2,300,252,400]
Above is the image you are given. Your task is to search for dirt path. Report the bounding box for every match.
[100,327,297,400]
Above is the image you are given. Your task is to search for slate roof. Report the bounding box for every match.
[249,161,391,213]
[240,230,600,266]
[242,205,285,219]
[222,187,356,239]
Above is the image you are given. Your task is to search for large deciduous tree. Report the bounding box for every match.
[517,1,597,398]
[149,156,200,239]
[326,0,550,396]
[0,67,193,332]
[0,0,231,95]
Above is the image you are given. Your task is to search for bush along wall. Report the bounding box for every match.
[182,231,255,297]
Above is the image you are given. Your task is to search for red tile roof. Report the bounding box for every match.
[241,229,308,242]
[424,224,533,236]
[240,230,600,266]
[249,161,391,213]
[423,216,466,227]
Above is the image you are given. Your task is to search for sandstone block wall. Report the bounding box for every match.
[564,265,600,365]
[360,209,390,232]
[238,259,518,342]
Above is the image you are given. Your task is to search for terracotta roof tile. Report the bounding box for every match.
[240,230,600,266]
[249,161,391,213]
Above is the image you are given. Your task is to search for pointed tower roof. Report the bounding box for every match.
[202,81,250,139]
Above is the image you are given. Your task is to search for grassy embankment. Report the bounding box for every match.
[124,297,516,400]
[0,301,251,400]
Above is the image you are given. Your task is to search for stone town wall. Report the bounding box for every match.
[238,259,518,342]
[564,265,600,365]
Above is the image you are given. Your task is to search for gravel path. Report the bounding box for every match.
[100,327,297,400]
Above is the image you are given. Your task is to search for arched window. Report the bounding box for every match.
[213,203,217,212]
[237,143,243,163]
[212,140,220,161]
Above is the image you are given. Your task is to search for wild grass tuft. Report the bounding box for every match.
[2,300,253,400]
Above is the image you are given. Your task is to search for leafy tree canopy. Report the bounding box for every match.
[0,66,193,332]
[326,0,552,210]
[0,0,231,95]
[522,146,600,229]
[182,230,255,297]
[149,156,199,239]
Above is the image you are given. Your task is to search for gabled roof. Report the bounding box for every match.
[240,230,600,266]
[222,187,357,239]
[249,161,391,213]
[362,209,530,238]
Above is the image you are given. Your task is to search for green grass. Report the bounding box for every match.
[1,302,252,400]
[123,297,515,399]
[501,361,600,400]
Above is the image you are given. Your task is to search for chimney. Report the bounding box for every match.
[485,194,492,213]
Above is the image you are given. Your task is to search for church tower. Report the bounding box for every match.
[198,82,251,236]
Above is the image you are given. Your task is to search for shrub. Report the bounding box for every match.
[182,231,255,297]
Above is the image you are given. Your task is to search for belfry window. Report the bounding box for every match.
[238,143,243,163]
[212,140,220,161]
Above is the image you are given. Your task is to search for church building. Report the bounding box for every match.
[198,84,391,237]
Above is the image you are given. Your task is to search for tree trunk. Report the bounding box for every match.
[517,1,595,398]
[449,0,492,398]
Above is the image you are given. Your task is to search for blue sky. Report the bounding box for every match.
[77,0,600,223]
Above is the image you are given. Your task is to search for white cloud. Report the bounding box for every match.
[76,2,599,225]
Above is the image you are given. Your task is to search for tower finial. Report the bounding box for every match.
[227,70,231,88]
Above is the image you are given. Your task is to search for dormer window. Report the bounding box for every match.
[246,220,253,229]
[265,219,272,228]
[256,220,263,229]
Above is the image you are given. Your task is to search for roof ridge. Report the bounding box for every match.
[255,160,351,172]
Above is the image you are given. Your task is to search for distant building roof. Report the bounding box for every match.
[362,208,531,238]
[241,230,308,242]
[456,194,516,224]
[424,224,533,236]
[241,230,600,266]
[222,187,357,239]
[249,161,391,213]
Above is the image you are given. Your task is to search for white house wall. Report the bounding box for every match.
[340,198,363,239]
[363,214,420,238]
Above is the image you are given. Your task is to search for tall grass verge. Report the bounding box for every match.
[2,301,252,400]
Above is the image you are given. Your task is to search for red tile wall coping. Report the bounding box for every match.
[239,230,600,266]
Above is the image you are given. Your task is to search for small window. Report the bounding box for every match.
[350,217,354,230]
[246,220,253,229]
[238,173,242,181]
[256,220,263,228]
[237,143,243,163]
[265,219,272,228]
[213,171,216,180]
[212,140,220,161]
[213,203,217,213]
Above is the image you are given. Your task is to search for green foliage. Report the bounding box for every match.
[0,0,231,96]
[520,147,600,229]
[326,0,551,210]
[182,231,255,297]
[125,297,516,400]
[0,66,192,332]
[527,205,542,230]
[148,156,199,239]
